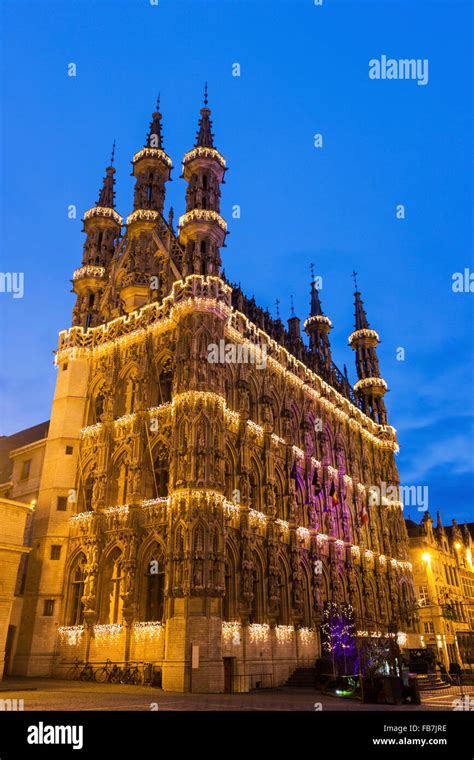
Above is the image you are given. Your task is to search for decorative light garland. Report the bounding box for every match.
[104,505,129,516]
[83,206,122,225]
[133,621,163,641]
[93,624,123,641]
[182,146,226,168]
[58,625,84,646]
[71,511,93,524]
[223,500,240,518]
[275,625,294,644]
[178,209,227,232]
[132,147,172,167]
[248,623,270,643]
[73,265,106,281]
[297,527,310,541]
[142,497,169,508]
[249,509,267,528]
[222,621,241,645]
[298,627,316,645]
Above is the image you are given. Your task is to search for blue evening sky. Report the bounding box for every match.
[0,0,472,524]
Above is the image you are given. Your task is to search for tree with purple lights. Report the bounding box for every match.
[321,601,357,675]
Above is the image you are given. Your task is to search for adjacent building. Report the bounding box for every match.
[406,512,474,670]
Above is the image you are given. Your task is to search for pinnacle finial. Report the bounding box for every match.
[156,93,161,111]
[276,298,280,319]
[290,295,295,317]
[110,139,116,166]
[204,81,208,107]
[352,270,358,292]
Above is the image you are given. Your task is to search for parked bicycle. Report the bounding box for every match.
[95,659,121,684]
[119,662,143,685]
[65,658,95,681]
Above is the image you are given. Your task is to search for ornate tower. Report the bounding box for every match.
[179,85,227,276]
[114,100,175,313]
[348,279,388,425]
[131,98,170,215]
[72,147,122,328]
[304,276,333,380]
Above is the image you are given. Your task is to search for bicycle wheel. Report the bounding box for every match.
[95,667,108,683]
[66,666,79,681]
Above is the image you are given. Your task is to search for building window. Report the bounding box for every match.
[20,459,31,481]
[423,621,434,634]
[50,545,61,560]
[145,547,165,622]
[62,362,68,371]
[65,446,74,455]
[419,585,430,607]
[57,496,68,511]
[69,559,85,625]
[43,599,55,617]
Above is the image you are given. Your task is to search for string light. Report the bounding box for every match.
[249,509,267,528]
[83,206,122,225]
[275,625,294,644]
[248,624,270,643]
[132,147,172,167]
[178,209,227,232]
[182,146,226,168]
[94,624,122,641]
[298,627,316,645]
[222,621,241,645]
[73,265,105,281]
[58,626,84,646]
[133,622,163,641]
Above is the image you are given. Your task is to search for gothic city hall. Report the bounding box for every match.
[5,95,421,693]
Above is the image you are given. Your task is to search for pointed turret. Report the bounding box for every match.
[72,146,123,328]
[179,84,227,277]
[96,142,116,208]
[286,296,304,358]
[304,267,333,377]
[348,273,388,425]
[146,95,164,149]
[195,83,214,148]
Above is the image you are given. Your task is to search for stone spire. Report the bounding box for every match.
[348,275,388,425]
[304,266,333,377]
[195,83,214,148]
[146,95,164,149]
[96,141,116,208]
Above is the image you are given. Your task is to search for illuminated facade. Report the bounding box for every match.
[406,513,474,669]
[7,94,420,692]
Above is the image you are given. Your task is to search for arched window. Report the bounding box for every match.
[250,553,265,624]
[153,447,169,498]
[249,463,260,510]
[94,392,104,422]
[301,565,312,628]
[101,549,124,624]
[83,474,94,512]
[158,358,173,404]
[224,457,233,501]
[278,561,290,625]
[144,544,165,622]
[68,556,86,625]
[223,545,237,621]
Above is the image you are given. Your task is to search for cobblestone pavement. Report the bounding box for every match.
[1,678,472,711]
